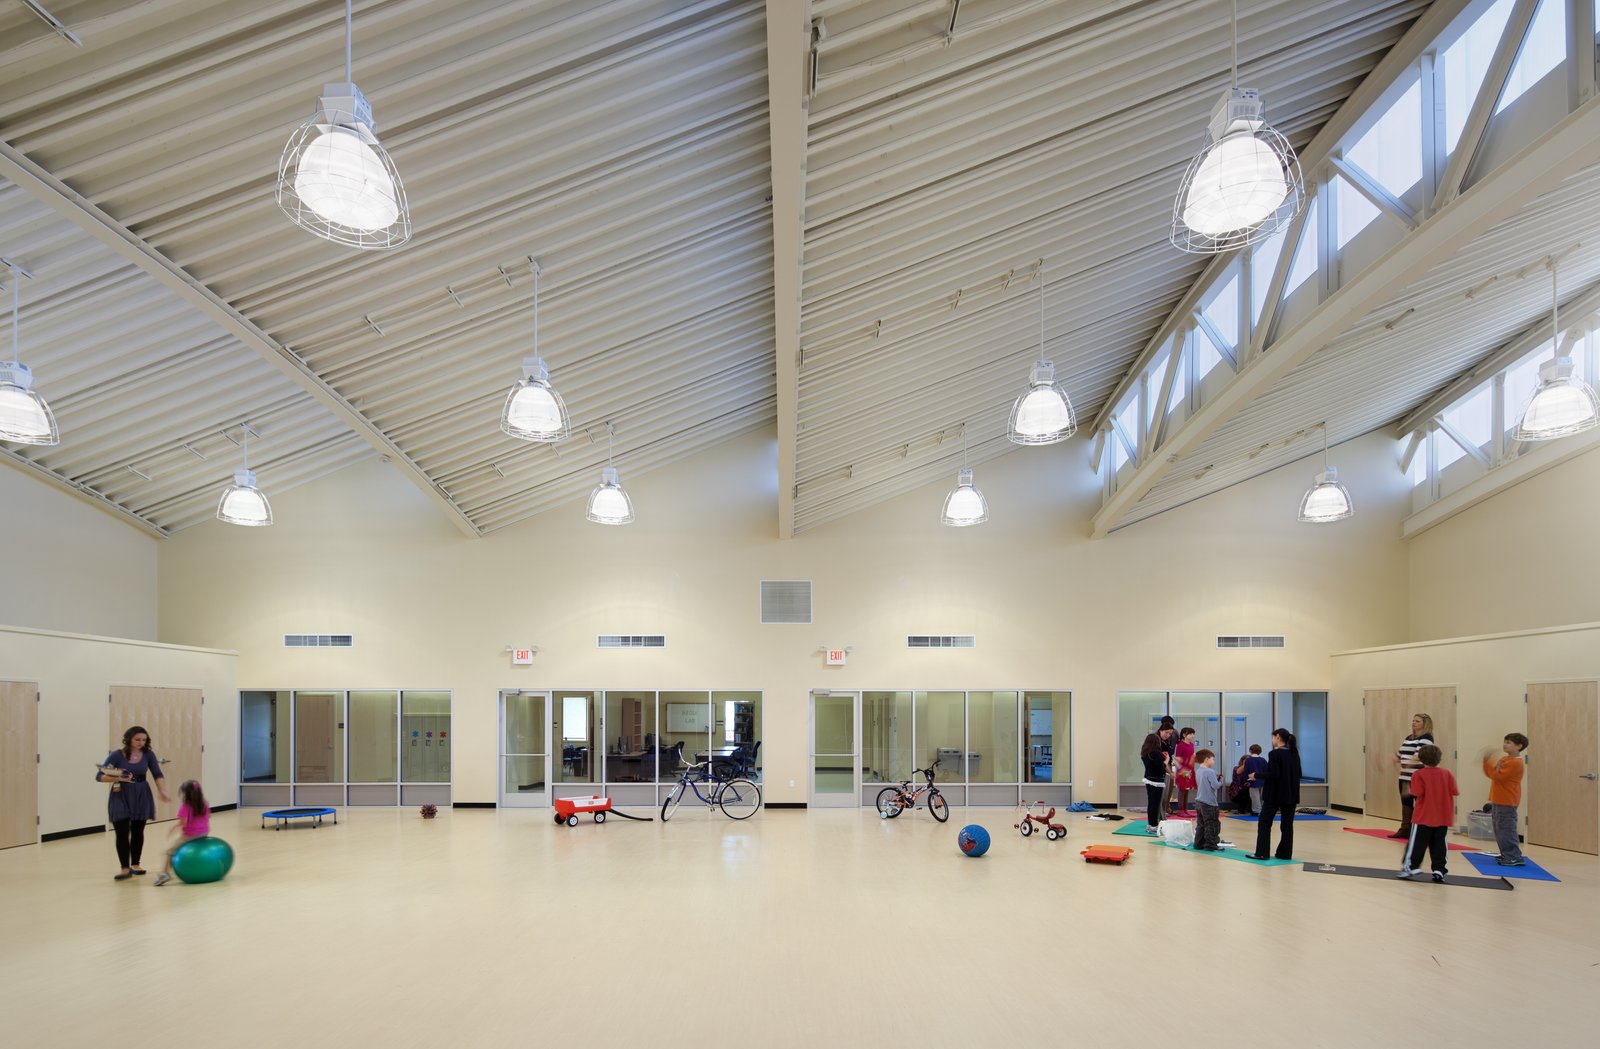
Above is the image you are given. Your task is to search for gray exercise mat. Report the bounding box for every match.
[1300,862,1513,890]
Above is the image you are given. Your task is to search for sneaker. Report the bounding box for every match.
[153,872,171,886]
[1387,831,1408,840]
[1495,857,1525,866]
[1147,826,1161,835]
[1431,871,1445,883]
[1217,840,1234,849]
[1396,868,1414,879]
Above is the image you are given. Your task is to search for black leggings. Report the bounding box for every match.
[113,819,147,868]
[1146,784,1163,827]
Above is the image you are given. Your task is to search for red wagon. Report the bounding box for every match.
[554,795,613,826]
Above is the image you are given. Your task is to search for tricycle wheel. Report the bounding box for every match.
[1046,827,1059,841]
[1019,820,1032,837]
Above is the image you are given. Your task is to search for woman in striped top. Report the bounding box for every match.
[1391,713,1434,839]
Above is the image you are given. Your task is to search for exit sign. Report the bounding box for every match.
[511,648,534,665]
[825,648,847,666]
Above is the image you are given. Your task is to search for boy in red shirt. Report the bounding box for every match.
[1483,733,1529,866]
[1398,744,1458,883]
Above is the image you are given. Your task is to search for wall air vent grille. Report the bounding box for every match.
[284,634,354,648]
[907,635,976,648]
[1216,635,1286,649]
[597,635,666,648]
[761,580,813,624]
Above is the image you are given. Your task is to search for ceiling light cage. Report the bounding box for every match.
[501,260,570,442]
[278,83,411,250]
[1514,258,1599,441]
[1171,87,1303,254]
[1297,424,1351,524]
[216,423,273,527]
[940,466,989,527]
[1007,261,1077,446]
[585,423,633,525]
[0,260,58,446]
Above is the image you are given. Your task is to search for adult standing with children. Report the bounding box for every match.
[1247,728,1301,861]
[97,725,169,880]
[1391,713,1434,839]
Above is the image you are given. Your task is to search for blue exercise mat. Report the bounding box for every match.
[1462,851,1560,882]
[1226,812,1344,822]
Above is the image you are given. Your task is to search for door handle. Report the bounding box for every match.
[1582,773,1599,781]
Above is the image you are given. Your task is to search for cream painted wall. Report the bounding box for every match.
[0,466,158,640]
[1329,623,1600,841]
[1408,444,1600,640]
[0,626,237,837]
[156,425,1413,806]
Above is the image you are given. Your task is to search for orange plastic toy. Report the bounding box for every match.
[1080,844,1134,865]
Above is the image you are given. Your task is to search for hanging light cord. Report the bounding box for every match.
[606,421,615,468]
[242,424,251,472]
[531,261,540,359]
[1321,421,1329,470]
[961,422,968,469]
[1231,0,1239,90]
[8,264,18,368]
[1038,258,1046,356]
[345,0,353,83]
[1550,256,1560,346]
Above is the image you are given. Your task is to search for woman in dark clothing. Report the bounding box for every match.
[97,725,170,880]
[1247,728,1301,860]
[1139,728,1171,834]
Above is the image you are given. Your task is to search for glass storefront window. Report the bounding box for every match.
[1118,691,1167,783]
[604,691,657,783]
[1024,692,1071,785]
[863,691,912,784]
[503,691,546,797]
[713,691,761,780]
[556,691,598,783]
[966,691,1018,784]
[401,691,450,783]
[1282,691,1329,784]
[293,691,345,783]
[914,690,965,781]
[659,691,710,780]
[348,690,397,782]
[1222,691,1274,779]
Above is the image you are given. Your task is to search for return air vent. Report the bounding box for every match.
[761,580,812,624]
[598,635,666,648]
[907,635,976,648]
[284,634,354,648]
[1216,635,1286,649]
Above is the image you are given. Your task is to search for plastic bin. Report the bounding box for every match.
[1467,810,1494,840]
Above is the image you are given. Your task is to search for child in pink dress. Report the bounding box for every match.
[1172,728,1197,817]
[154,780,210,886]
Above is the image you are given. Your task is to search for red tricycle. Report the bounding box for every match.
[1014,800,1067,841]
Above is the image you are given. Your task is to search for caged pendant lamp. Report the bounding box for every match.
[586,422,633,526]
[0,258,59,446]
[1007,261,1076,445]
[940,424,989,527]
[277,0,411,249]
[1514,257,1599,441]
[216,423,273,527]
[501,260,570,442]
[1171,0,1303,253]
[1297,423,1352,524]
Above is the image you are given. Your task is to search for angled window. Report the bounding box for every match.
[1116,394,1141,451]
[1503,351,1545,435]
[1194,323,1225,380]
[1201,273,1240,349]
[1146,349,1171,425]
[1441,383,1494,454]
[1166,338,1190,417]
[1442,0,1515,153]
[1334,176,1383,249]
[1496,0,1565,114]
[1346,79,1423,196]
[1250,222,1288,324]
[1407,438,1428,487]
[1284,198,1320,294]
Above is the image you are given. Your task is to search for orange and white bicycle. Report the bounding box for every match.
[875,762,949,823]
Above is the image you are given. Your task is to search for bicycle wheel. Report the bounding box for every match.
[661,785,686,822]
[876,787,905,818]
[717,779,761,820]
[927,791,949,823]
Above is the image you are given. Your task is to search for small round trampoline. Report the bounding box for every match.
[261,807,338,831]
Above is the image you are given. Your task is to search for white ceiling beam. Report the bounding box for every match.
[1091,95,1600,538]
[0,139,483,539]
[768,0,812,540]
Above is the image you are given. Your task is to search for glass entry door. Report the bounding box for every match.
[499,690,550,808]
[810,691,859,808]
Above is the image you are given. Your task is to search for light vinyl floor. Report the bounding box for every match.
[4,806,1597,1049]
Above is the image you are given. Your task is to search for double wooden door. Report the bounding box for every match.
[108,685,203,824]
[1,680,38,849]
[1363,685,1456,821]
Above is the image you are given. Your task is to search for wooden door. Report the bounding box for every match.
[1527,680,1599,855]
[1364,688,1411,819]
[109,685,203,824]
[295,693,335,781]
[1,681,39,849]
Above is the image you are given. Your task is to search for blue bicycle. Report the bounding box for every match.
[661,760,761,821]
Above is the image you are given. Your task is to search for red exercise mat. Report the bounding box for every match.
[1342,827,1480,851]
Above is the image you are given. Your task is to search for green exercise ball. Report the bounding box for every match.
[172,836,234,884]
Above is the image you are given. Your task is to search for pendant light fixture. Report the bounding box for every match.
[1297,423,1352,524]
[1007,261,1076,445]
[1514,257,1599,441]
[0,258,58,446]
[941,424,989,527]
[216,422,273,527]
[501,259,571,442]
[1171,0,1303,253]
[277,0,410,249]
[586,422,634,526]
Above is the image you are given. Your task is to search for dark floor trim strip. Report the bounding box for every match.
[212,803,237,813]
[43,825,105,842]
[764,802,806,809]
[1330,804,1363,814]
[453,801,497,809]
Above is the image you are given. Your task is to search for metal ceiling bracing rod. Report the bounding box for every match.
[16,0,81,47]
[0,140,483,539]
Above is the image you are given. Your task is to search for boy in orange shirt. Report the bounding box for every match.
[1398,745,1458,883]
[1483,733,1528,867]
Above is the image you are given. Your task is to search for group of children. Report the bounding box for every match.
[1396,731,1529,882]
